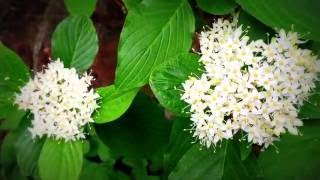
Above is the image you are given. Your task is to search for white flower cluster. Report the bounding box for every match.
[181,17,320,148]
[15,60,99,141]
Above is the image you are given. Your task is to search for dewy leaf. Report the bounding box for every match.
[0,42,29,127]
[169,141,253,180]
[16,130,45,176]
[52,16,98,72]
[115,0,195,90]
[93,85,139,123]
[236,0,320,41]
[150,53,202,116]
[38,139,83,180]
[196,0,238,15]
[258,120,320,180]
[64,0,97,17]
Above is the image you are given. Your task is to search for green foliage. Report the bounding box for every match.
[0,43,29,128]
[16,130,45,176]
[169,140,255,180]
[164,117,193,175]
[115,0,195,90]
[52,16,98,72]
[93,85,139,123]
[259,120,320,180]
[236,0,320,41]
[64,0,97,17]
[80,160,129,180]
[122,0,142,10]
[1,0,320,179]
[150,53,202,115]
[0,132,19,169]
[38,139,83,180]
[96,93,172,170]
[196,0,238,15]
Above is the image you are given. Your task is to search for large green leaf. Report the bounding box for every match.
[196,0,238,15]
[93,85,138,123]
[64,0,97,17]
[150,53,202,116]
[52,16,98,72]
[0,132,19,169]
[0,42,30,93]
[123,0,142,10]
[80,160,129,180]
[164,117,193,175]
[115,0,195,90]
[236,0,320,41]
[169,140,254,180]
[0,43,29,126]
[238,10,275,41]
[15,130,45,176]
[38,139,83,180]
[95,93,172,167]
[259,120,320,180]
[299,81,320,119]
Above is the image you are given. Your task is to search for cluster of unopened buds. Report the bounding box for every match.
[15,60,99,141]
[181,17,320,148]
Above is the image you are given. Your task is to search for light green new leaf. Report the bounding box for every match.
[16,130,45,176]
[236,0,320,41]
[196,0,238,15]
[64,0,97,17]
[93,85,138,123]
[259,120,320,180]
[169,141,254,180]
[115,0,195,90]
[52,16,98,72]
[38,139,83,180]
[150,53,202,116]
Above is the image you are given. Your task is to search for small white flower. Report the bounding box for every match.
[181,16,320,148]
[15,59,99,141]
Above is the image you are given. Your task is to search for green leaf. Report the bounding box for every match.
[93,85,138,123]
[96,92,172,167]
[0,43,29,126]
[169,141,253,180]
[196,0,238,15]
[238,10,275,41]
[115,0,195,90]
[38,139,83,180]
[0,132,19,168]
[80,160,129,180]
[236,0,320,41]
[52,16,98,72]
[299,81,320,119]
[64,0,97,17]
[0,42,30,93]
[164,117,193,175]
[258,120,320,180]
[150,53,202,116]
[15,130,45,176]
[0,107,25,130]
[123,0,142,10]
